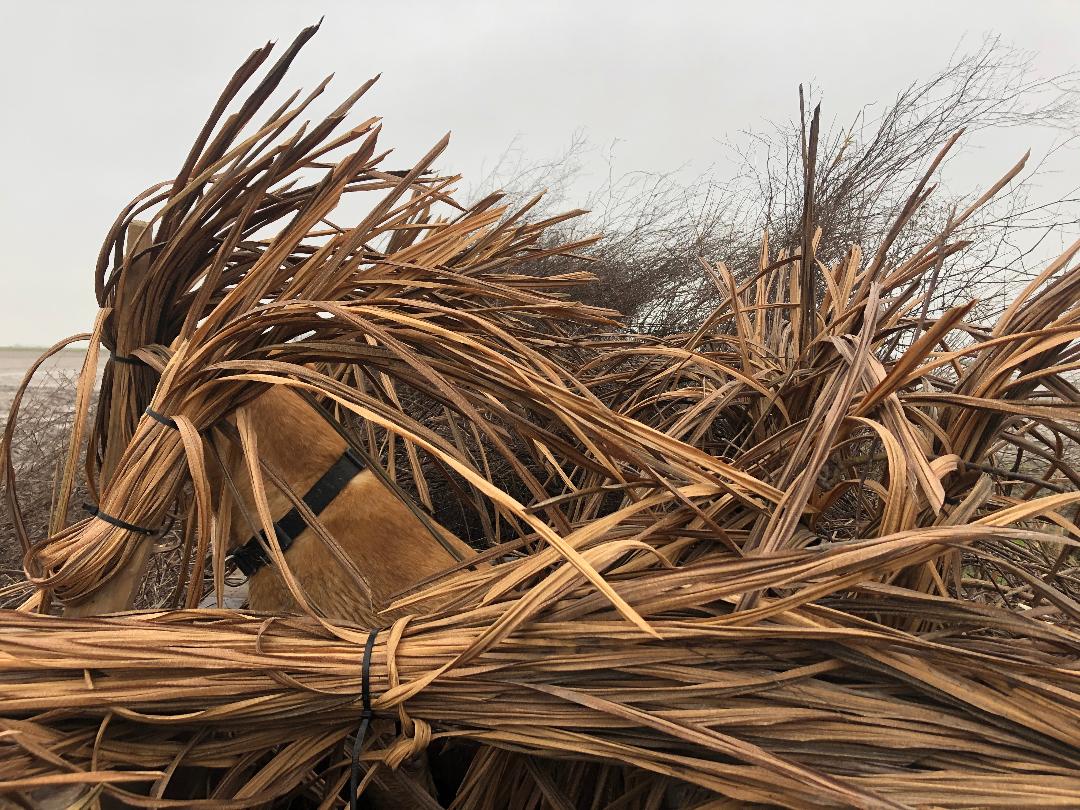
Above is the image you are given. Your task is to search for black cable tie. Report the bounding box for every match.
[110,352,147,367]
[350,629,379,810]
[82,503,161,536]
[144,407,178,429]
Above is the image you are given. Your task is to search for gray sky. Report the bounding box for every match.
[1,0,1077,346]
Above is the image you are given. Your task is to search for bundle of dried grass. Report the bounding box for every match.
[3,23,1080,810]
[0,568,1078,808]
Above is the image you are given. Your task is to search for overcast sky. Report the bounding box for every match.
[1,1,1077,346]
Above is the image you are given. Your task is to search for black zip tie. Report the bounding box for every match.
[82,503,160,536]
[350,629,379,810]
[144,407,178,429]
[110,352,146,367]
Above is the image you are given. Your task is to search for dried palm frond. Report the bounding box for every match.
[3,23,1080,810]
[0,564,1077,809]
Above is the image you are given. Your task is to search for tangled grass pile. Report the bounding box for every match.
[1,24,1079,809]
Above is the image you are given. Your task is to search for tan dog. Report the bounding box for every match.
[52,385,474,806]
[208,386,475,807]
[209,386,473,627]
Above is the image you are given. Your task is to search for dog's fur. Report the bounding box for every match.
[211,387,474,626]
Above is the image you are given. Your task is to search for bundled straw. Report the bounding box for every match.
[4,22,1080,810]
[0,588,1078,809]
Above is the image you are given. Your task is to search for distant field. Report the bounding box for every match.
[0,348,102,417]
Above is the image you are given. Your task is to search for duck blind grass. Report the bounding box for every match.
[2,22,1080,809]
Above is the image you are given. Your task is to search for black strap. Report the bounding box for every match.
[83,503,161,536]
[350,629,379,810]
[110,352,146,366]
[296,390,467,565]
[228,448,366,576]
[144,407,177,429]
